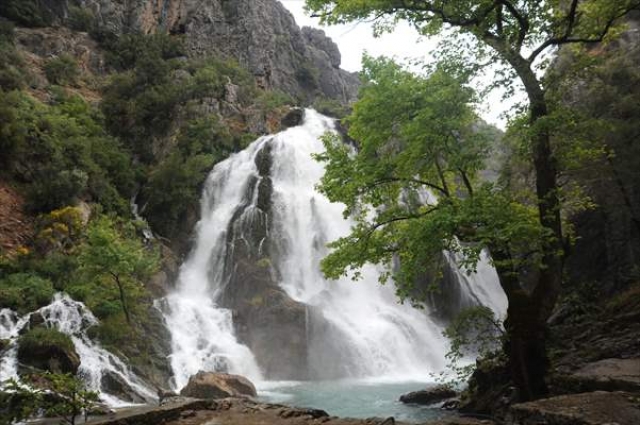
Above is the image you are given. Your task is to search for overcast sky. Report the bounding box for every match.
[278,0,521,129]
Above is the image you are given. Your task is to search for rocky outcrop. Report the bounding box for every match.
[508,391,640,425]
[17,329,81,374]
[179,371,257,399]
[554,358,640,394]
[399,386,457,405]
[101,372,148,404]
[280,108,305,129]
[3,0,359,104]
[219,142,309,379]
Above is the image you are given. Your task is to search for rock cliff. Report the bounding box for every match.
[3,0,359,103]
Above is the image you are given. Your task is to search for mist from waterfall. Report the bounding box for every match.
[163,109,507,389]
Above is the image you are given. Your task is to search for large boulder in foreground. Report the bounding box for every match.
[17,327,80,374]
[179,371,257,399]
[399,385,457,405]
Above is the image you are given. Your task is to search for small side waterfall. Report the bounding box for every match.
[163,109,507,387]
[0,294,157,406]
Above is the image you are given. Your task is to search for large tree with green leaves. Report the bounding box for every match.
[79,216,158,324]
[306,0,640,401]
[316,56,544,400]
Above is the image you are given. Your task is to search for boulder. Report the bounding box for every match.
[101,372,148,404]
[399,385,457,405]
[280,108,305,129]
[17,328,80,375]
[555,357,640,393]
[179,371,257,399]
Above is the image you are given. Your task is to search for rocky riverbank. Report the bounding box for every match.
[85,397,492,425]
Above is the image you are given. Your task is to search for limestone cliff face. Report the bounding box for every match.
[26,0,359,103]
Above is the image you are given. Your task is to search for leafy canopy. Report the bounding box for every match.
[305,1,639,64]
[315,56,543,299]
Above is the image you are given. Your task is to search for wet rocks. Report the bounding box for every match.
[280,108,305,129]
[399,385,457,405]
[179,371,257,399]
[101,371,148,404]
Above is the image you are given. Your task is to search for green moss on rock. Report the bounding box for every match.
[18,327,80,374]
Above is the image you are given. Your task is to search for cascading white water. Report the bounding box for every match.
[0,309,27,383]
[162,136,270,389]
[0,294,156,406]
[164,109,507,387]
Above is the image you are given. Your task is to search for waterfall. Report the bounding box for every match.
[0,294,157,406]
[164,109,507,388]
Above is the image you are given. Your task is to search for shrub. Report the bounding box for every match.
[257,90,295,111]
[19,327,75,354]
[67,6,94,32]
[0,24,27,90]
[312,97,349,119]
[0,18,15,43]
[44,54,80,85]
[26,169,88,213]
[142,153,214,238]
[0,0,53,28]
[103,33,185,71]
[0,273,55,314]
[1,373,99,425]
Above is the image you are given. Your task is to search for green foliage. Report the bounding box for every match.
[44,54,80,85]
[0,0,52,27]
[0,373,99,425]
[76,215,159,323]
[103,33,185,71]
[142,152,213,238]
[19,327,75,355]
[0,378,42,425]
[187,57,257,103]
[101,32,257,169]
[314,56,542,297]
[257,89,295,111]
[0,21,26,91]
[0,19,14,43]
[440,306,504,385]
[312,96,348,118]
[0,89,135,213]
[67,6,94,32]
[0,273,54,314]
[100,34,187,160]
[139,113,245,239]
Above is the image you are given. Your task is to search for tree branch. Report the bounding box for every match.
[528,2,640,63]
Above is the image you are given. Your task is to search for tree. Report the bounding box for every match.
[0,373,98,425]
[315,56,544,397]
[306,0,639,401]
[79,216,158,324]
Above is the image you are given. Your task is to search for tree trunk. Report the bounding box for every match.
[111,273,132,324]
[477,51,564,400]
[492,248,549,401]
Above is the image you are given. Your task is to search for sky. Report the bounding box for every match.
[278,0,521,129]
